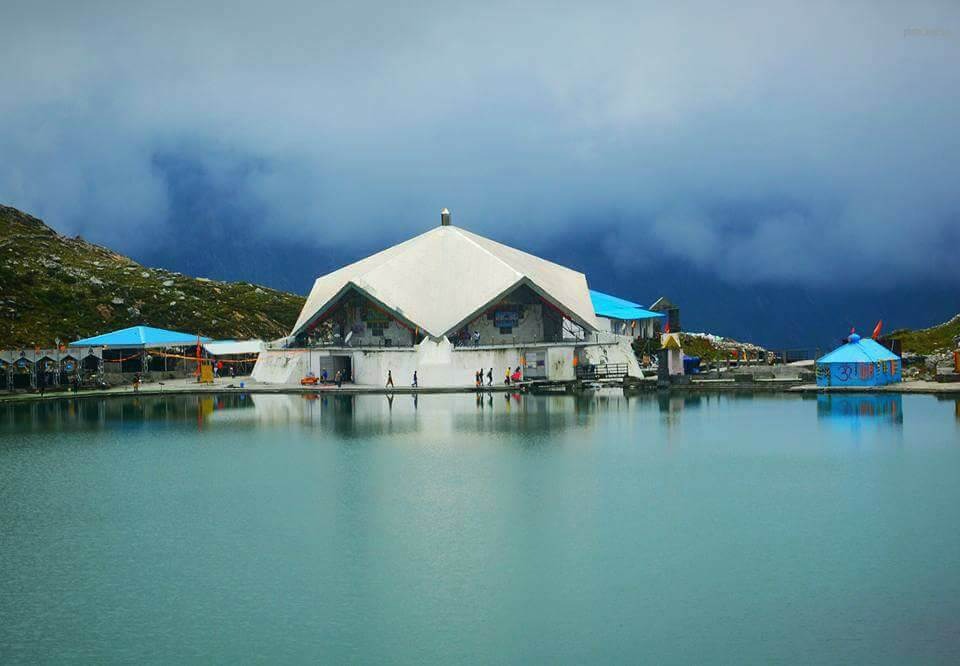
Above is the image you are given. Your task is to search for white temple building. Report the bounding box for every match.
[253,210,643,386]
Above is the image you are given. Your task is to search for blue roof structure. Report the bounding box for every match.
[589,290,665,321]
[817,335,899,364]
[815,333,901,387]
[69,326,211,349]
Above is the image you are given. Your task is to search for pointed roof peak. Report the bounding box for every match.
[293,225,598,338]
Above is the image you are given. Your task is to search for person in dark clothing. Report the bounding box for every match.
[412,371,418,387]
[37,371,45,396]
[486,368,493,386]
[386,370,394,388]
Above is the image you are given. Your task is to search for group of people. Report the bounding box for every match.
[475,368,493,387]
[455,330,483,347]
[307,368,345,387]
[211,361,237,380]
[386,370,418,388]
[383,365,523,389]
[475,366,523,387]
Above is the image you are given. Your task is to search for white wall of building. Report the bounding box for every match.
[252,349,308,384]
[578,340,644,378]
[349,339,524,386]
[254,337,644,387]
[547,346,576,381]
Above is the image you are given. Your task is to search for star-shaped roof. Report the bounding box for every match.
[292,225,599,339]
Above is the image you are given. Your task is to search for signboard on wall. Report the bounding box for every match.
[494,310,519,328]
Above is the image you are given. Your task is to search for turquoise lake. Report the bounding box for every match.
[2,391,959,664]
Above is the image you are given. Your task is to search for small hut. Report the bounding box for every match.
[816,333,901,387]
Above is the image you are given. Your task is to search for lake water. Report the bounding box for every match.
[2,391,959,664]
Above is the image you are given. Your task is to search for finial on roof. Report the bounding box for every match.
[440,208,451,226]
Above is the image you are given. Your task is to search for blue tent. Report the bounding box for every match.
[69,326,211,349]
[816,333,901,387]
[589,290,664,321]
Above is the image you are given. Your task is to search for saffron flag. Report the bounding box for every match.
[872,320,882,340]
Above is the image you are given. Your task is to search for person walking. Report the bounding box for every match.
[386,370,394,388]
[412,370,418,388]
[505,367,511,385]
[486,368,493,386]
[335,369,342,388]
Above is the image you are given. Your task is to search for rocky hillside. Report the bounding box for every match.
[679,332,767,361]
[0,205,305,348]
[889,314,960,355]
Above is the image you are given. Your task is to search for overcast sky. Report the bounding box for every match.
[2,1,958,297]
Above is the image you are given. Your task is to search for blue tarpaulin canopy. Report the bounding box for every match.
[69,326,211,349]
[589,290,665,321]
[817,336,899,364]
[815,334,901,387]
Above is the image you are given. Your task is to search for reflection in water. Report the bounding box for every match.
[4,390,954,439]
[0,392,257,434]
[817,393,904,426]
[4,390,960,664]
[0,391,614,440]
[934,395,960,424]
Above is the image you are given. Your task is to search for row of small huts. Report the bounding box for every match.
[0,325,262,390]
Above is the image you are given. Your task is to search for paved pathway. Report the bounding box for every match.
[0,375,523,404]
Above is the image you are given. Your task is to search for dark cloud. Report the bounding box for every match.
[2,0,959,296]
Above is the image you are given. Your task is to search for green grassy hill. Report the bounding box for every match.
[889,314,960,355]
[0,204,305,348]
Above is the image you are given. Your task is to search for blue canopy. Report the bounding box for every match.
[817,336,899,364]
[815,334,901,387]
[69,326,211,349]
[589,290,665,321]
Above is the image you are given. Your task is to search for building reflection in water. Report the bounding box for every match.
[816,393,904,427]
[10,390,957,440]
[935,395,960,424]
[0,392,261,433]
